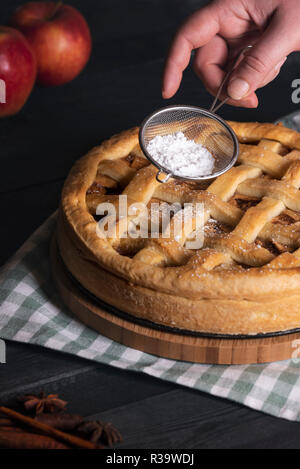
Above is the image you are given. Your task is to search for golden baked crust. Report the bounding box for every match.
[57,121,300,335]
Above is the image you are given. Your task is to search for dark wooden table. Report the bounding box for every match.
[1,0,300,449]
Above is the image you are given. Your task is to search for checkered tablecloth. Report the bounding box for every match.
[1,212,300,422]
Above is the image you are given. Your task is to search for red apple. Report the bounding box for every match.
[0,26,36,117]
[10,2,92,86]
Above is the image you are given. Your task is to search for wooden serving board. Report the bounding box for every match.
[51,237,300,365]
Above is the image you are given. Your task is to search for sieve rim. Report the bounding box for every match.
[139,104,239,182]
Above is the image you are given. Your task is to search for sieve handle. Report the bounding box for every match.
[209,45,252,114]
[156,170,172,184]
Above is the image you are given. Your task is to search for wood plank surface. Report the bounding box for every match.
[1,0,300,448]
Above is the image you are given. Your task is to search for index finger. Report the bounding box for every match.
[162,6,220,99]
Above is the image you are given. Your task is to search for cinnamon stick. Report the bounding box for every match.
[0,407,103,449]
[0,429,70,449]
[0,418,14,427]
[0,426,26,433]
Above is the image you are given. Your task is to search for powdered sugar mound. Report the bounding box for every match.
[147,132,214,178]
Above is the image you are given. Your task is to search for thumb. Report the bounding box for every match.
[227,13,296,100]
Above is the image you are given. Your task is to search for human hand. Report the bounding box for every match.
[162,0,300,107]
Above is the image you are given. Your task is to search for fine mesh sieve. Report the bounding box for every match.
[139,46,252,183]
[139,106,239,183]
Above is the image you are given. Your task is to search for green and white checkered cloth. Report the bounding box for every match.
[1,212,300,422]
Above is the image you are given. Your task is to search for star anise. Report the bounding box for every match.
[77,420,122,447]
[20,392,67,415]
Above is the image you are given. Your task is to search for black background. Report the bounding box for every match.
[1,0,300,449]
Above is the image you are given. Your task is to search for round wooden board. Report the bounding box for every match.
[51,236,300,365]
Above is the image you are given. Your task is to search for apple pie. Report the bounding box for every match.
[57,121,300,335]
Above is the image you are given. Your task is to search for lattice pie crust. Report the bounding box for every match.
[57,122,300,335]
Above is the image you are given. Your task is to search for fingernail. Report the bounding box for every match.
[227,78,250,100]
[274,57,287,71]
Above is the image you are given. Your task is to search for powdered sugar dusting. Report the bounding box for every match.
[147,132,214,178]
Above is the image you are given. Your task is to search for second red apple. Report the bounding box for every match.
[11,2,92,86]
